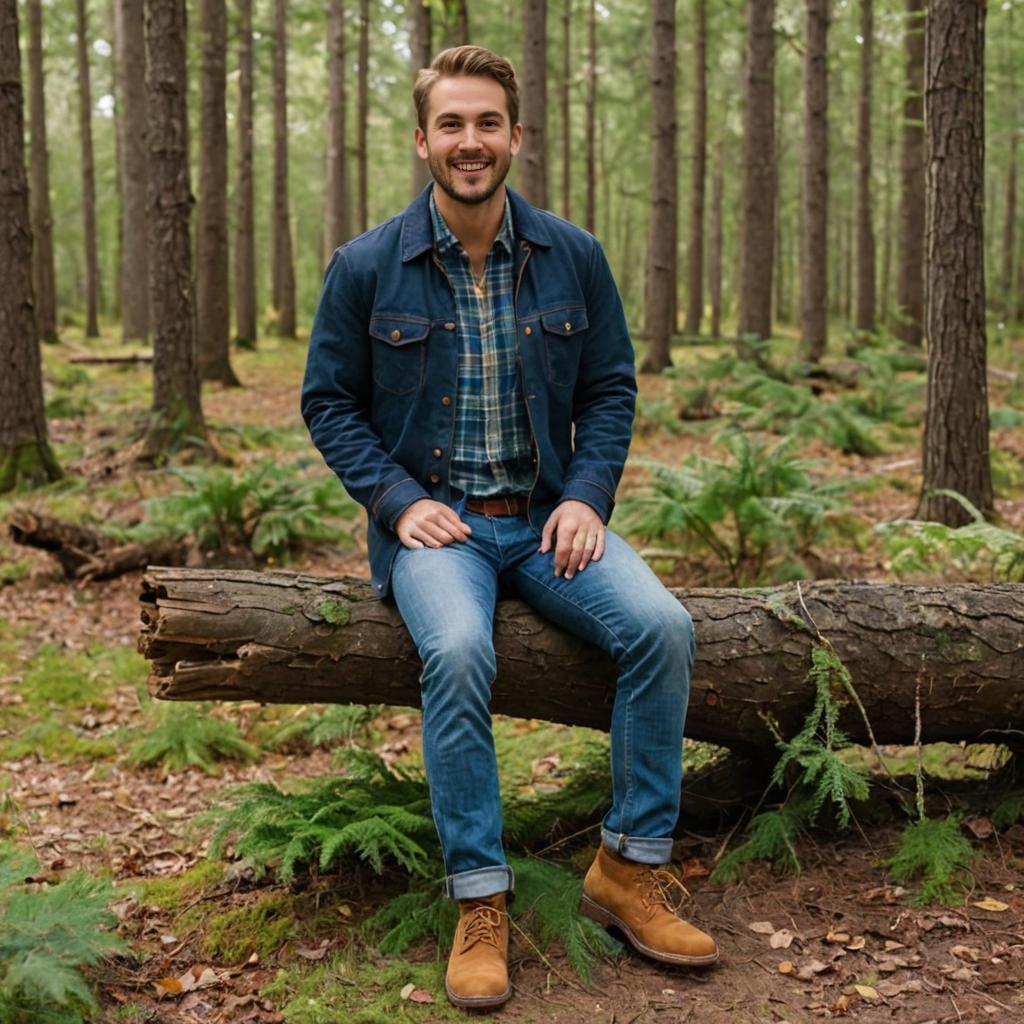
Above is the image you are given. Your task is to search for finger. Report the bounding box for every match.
[539,515,557,554]
[407,527,441,549]
[554,527,576,576]
[435,507,472,537]
[564,537,586,579]
[578,534,598,572]
[421,521,460,546]
[592,530,606,562]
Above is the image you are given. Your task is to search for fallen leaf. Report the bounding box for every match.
[936,915,969,929]
[295,944,329,961]
[884,940,905,952]
[796,958,831,980]
[749,920,775,934]
[153,977,182,998]
[853,984,879,1000]
[845,935,865,951]
[964,816,994,839]
[777,960,795,974]
[832,993,851,1013]
[948,966,975,982]
[770,929,795,949]
[399,983,416,1000]
[408,989,434,1004]
[951,944,983,962]
[972,897,1009,912]
[680,857,710,880]
[826,930,851,944]
[337,903,352,918]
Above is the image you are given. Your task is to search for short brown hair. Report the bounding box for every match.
[413,46,520,132]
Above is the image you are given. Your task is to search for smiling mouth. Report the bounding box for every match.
[452,161,490,173]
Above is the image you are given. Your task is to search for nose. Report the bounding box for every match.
[458,125,480,150]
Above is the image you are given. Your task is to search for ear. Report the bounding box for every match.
[509,122,523,157]
[415,126,429,160]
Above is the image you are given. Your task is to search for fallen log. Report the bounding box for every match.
[68,352,153,364]
[138,568,1024,756]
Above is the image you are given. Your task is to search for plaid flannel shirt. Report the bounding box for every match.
[430,191,535,497]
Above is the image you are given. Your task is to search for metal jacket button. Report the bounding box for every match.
[390,329,401,341]
[432,448,442,457]
[441,395,452,406]
[444,322,455,331]
[524,325,532,335]
[429,473,440,483]
[564,322,572,331]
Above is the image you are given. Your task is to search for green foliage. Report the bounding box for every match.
[365,887,460,956]
[0,843,126,1019]
[205,750,438,879]
[200,895,296,963]
[316,599,350,625]
[887,817,974,905]
[126,704,259,774]
[260,704,382,752]
[711,804,805,882]
[109,461,357,560]
[992,791,1024,829]
[43,363,96,420]
[876,491,1024,582]
[618,435,851,583]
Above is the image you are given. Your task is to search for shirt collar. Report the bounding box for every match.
[429,187,515,257]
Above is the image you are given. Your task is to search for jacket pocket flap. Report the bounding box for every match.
[540,308,588,336]
[369,316,430,345]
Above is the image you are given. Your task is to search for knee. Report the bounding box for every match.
[419,627,497,695]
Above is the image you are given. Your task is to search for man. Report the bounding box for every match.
[302,45,717,1009]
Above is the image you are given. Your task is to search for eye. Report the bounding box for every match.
[480,120,500,129]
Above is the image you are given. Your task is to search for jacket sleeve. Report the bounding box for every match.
[301,249,429,529]
[557,238,637,522]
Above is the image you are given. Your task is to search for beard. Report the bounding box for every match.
[427,146,513,207]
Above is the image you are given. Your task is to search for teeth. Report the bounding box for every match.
[455,162,487,171]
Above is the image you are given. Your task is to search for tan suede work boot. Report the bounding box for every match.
[445,892,511,1008]
[580,846,719,966]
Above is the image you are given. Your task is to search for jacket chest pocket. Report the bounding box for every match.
[541,307,588,387]
[369,315,430,395]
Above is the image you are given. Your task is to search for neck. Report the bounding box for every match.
[433,184,507,251]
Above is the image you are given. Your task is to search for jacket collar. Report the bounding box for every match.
[400,183,552,262]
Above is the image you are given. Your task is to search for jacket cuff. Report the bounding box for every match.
[558,479,615,524]
[373,477,431,531]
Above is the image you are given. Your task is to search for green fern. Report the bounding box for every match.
[992,791,1024,829]
[127,704,259,774]
[711,804,805,881]
[261,704,382,751]
[887,817,974,905]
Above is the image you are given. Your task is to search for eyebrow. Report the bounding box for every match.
[433,110,506,124]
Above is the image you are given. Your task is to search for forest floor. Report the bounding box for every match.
[1,328,1023,1023]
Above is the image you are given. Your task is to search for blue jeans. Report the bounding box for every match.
[391,511,695,900]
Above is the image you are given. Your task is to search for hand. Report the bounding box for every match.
[396,499,472,549]
[538,500,605,579]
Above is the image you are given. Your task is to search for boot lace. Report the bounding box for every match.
[460,901,504,951]
[639,867,691,915]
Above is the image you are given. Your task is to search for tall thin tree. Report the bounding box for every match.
[800,0,829,363]
[709,136,724,339]
[560,0,571,220]
[410,0,431,196]
[26,0,57,343]
[641,0,677,373]
[683,0,706,336]
[854,0,875,339]
[142,0,207,456]
[197,0,238,384]
[919,0,991,526]
[0,0,61,491]
[894,0,925,346]
[356,0,368,233]
[520,0,548,208]
[325,0,350,259]
[234,0,256,346]
[584,0,596,234]
[271,0,296,337]
[75,0,101,337]
[737,0,775,352]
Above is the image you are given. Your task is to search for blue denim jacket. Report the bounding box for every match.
[301,185,637,597]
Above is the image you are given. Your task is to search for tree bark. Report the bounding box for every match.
[800,0,829,363]
[75,0,101,337]
[640,0,677,373]
[233,0,256,347]
[410,1,431,198]
[139,569,1024,758]
[271,0,296,338]
[560,0,570,221]
[1002,129,1018,319]
[25,0,56,343]
[854,0,875,338]
[519,0,548,209]
[737,0,775,352]
[324,0,350,259]
[197,0,238,386]
[893,0,925,346]
[880,70,894,326]
[708,137,723,339]
[454,0,469,44]
[918,0,992,527]
[115,0,149,341]
[683,0,706,337]
[356,0,368,234]
[584,0,596,234]
[0,0,61,492]
[142,0,207,458]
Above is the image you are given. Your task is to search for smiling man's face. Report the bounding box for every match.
[415,75,522,207]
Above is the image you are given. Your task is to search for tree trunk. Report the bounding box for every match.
[115,0,149,341]
[26,0,56,343]
[640,0,677,373]
[356,0,368,234]
[854,0,875,338]
[894,0,925,346]
[233,0,256,347]
[142,0,206,458]
[270,0,295,338]
[918,0,992,527]
[0,0,61,492]
[75,0,101,337]
[560,0,570,221]
[773,73,787,324]
[737,0,775,351]
[139,569,1024,758]
[1002,130,1018,319]
[683,0,706,337]
[324,0,350,260]
[409,0,430,197]
[584,0,596,234]
[520,0,548,209]
[880,70,894,326]
[800,0,829,363]
[197,0,237,386]
[708,137,723,339]
[454,0,469,43]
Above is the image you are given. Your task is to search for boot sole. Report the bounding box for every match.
[445,981,512,1009]
[579,893,720,967]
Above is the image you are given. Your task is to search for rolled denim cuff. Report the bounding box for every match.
[444,864,515,900]
[601,827,673,866]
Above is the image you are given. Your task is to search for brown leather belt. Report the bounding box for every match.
[464,494,529,517]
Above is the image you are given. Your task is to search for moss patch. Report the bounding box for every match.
[316,599,350,626]
[131,860,226,912]
[200,894,298,963]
